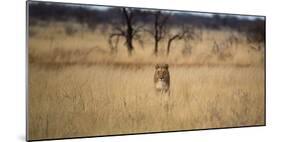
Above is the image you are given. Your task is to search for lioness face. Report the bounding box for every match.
[154,64,170,93]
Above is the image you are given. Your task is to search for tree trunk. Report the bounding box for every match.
[153,12,159,56]
[167,39,172,55]
[123,8,134,56]
[127,36,133,56]
[154,38,158,55]
[167,35,179,56]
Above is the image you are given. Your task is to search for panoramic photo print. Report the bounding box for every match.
[27,1,265,141]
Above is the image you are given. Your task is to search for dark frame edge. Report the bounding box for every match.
[263,16,267,126]
[28,0,265,18]
[27,124,266,141]
[26,0,30,141]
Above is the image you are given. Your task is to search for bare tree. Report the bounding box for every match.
[146,11,169,56]
[109,8,143,56]
[166,25,196,55]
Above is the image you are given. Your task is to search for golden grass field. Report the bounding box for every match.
[28,22,265,140]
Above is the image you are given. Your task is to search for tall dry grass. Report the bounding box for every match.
[28,21,265,140]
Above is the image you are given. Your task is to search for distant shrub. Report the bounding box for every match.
[64,24,78,36]
[29,28,37,37]
[246,20,265,44]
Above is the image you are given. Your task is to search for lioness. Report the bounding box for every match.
[154,64,170,94]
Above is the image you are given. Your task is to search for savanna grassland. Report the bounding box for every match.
[28,21,265,140]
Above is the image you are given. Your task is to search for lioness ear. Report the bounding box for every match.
[155,64,159,69]
[164,64,169,69]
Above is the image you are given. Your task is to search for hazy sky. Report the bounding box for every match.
[34,1,264,21]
